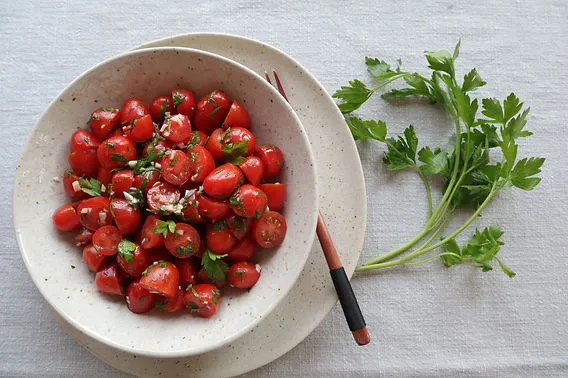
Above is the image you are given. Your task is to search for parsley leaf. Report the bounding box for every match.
[511,157,545,190]
[332,79,373,114]
[118,239,136,263]
[124,187,145,210]
[77,177,103,197]
[153,220,176,238]
[383,125,419,170]
[211,221,228,231]
[345,117,387,141]
[111,153,128,163]
[201,249,229,284]
[461,68,486,93]
[221,140,249,164]
[418,147,450,177]
[173,92,184,107]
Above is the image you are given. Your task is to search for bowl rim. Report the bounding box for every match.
[13,46,319,358]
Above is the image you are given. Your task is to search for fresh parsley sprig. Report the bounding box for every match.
[335,42,544,276]
[201,249,229,283]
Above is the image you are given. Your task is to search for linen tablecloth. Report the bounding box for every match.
[1,0,567,376]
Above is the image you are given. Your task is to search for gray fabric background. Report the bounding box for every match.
[1,0,567,376]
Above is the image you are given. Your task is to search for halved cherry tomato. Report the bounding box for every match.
[109,128,124,138]
[110,198,141,235]
[253,211,287,248]
[133,170,161,193]
[175,258,199,287]
[229,184,267,218]
[140,215,165,249]
[227,234,257,262]
[222,101,250,129]
[97,167,114,187]
[89,107,120,141]
[75,227,94,247]
[165,223,201,258]
[111,169,134,197]
[139,261,179,297]
[162,114,192,143]
[193,90,231,134]
[180,190,202,223]
[172,89,197,118]
[53,203,81,232]
[196,193,230,221]
[120,98,149,125]
[228,261,261,289]
[258,183,286,211]
[83,243,109,272]
[146,181,181,213]
[117,242,151,277]
[205,221,237,254]
[97,136,137,170]
[70,129,100,152]
[92,225,122,256]
[187,145,215,183]
[157,287,185,312]
[95,263,124,295]
[239,156,265,187]
[255,144,284,178]
[161,149,191,186]
[126,279,156,314]
[203,163,243,200]
[205,127,255,161]
[123,114,154,142]
[68,149,100,178]
[183,283,221,318]
[147,246,171,263]
[196,266,227,288]
[150,95,173,123]
[76,197,112,231]
[226,213,252,240]
[63,171,90,200]
[143,138,173,161]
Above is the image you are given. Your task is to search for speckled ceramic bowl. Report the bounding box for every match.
[13,47,318,357]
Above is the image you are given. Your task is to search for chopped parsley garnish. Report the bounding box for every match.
[173,92,184,108]
[118,239,136,263]
[170,154,178,166]
[159,261,168,268]
[176,244,195,256]
[221,140,249,164]
[77,177,103,197]
[255,209,262,219]
[153,219,176,237]
[159,100,169,120]
[124,187,145,210]
[111,153,128,162]
[190,151,198,164]
[201,249,229,283]
[211,221,228,231]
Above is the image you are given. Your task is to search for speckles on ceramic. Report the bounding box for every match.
[13,47,318,358]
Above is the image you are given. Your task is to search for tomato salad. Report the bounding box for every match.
[52,89,288,318]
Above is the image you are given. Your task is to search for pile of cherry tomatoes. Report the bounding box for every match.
[52,88,287,317]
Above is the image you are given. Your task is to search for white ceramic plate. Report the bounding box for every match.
[13,46,318,358]
[50,33,367,377]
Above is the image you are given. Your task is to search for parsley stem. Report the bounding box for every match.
[414,164,433,218]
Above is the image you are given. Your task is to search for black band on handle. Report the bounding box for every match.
[329,267,366,331]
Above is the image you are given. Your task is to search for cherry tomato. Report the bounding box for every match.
[92,225,122,256]
[52,203,81,232]
[229,184,268,218]
[126,279,156,314]
[193,90,231,134]
[140,215,165,249]
[89,107,120,141]
[253,211,287,248]
[183,283,221,318]
[133,170,161,193]
[139,261,179,297]
[162,114,192,143]
[120,97,149,125]
[108,128,124,138]
[258,183,286,211]
[227,234,257,262]
[196,266,227,288]
[180,190,203,223]
[197,193,230,221]
[143,138,173,161]
[226,213,252,240]
[175,258,199,287]
[63,171,90,200]
[97,167,114,187]
[222,101,250,129]
[239,156,265,187]
[149,95,173,123]
[228,261,261,289]
[255,144,284,178]
[122,114,154,142]
[147,246,172,263]
[68,149,100,178]
[76,197,112,230]
[205,221,237,254]
[157,287,185,313]
[187,145,215,183]
[110,198,141,235]
[95,263,124,296]
[97,136,137,170]
[205,127,255,161]
[161,149,191,186]
[111,169,134,197]
[75,227,94,247]
[165,223,201,258]
[146,181,181,213]
[172,89,197,118]
[203,163,243,200]
[82,243,110,272]
[70,129,100,152]
[186,130,208,147]
[117,242,151,277]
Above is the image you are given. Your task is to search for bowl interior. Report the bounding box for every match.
[13,47,318,357]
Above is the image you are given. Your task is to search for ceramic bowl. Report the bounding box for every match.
[13,47,318,357]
